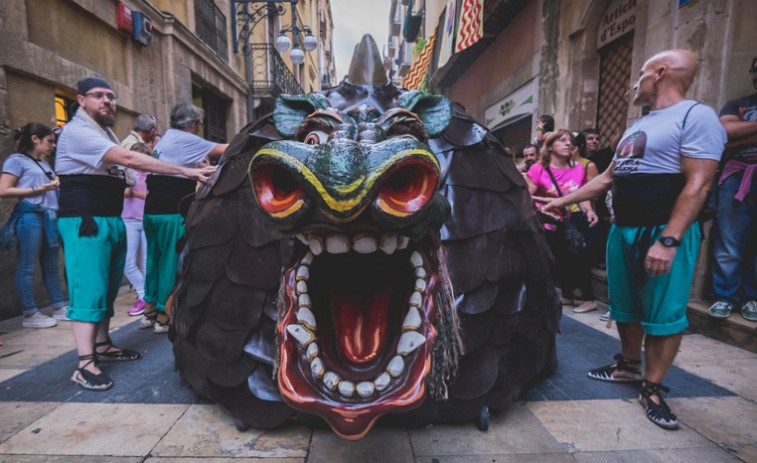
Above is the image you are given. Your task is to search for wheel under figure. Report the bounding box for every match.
[170,35,561,439]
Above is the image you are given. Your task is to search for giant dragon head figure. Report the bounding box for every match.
[171,35,560,440]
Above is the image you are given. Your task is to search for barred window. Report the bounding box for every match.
[195,0,229,62]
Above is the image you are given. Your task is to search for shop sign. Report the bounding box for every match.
[597,0,637,49]
[484,79,537,129]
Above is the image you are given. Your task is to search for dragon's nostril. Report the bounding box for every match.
[253,164,305,215]
[377,160,438,216]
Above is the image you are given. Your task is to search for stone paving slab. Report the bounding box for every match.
[308,427,413,463]
[0,403,188,456]
[572,447,742,462]
[669,396,757,449]
[152,404,310,459]
[0,402,62,444]
[414,455,577,463]
[145,458,305,463]
[526,399,714,452]
[1,456,143,463]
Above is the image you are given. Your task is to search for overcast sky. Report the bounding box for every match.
[330,0,392,81]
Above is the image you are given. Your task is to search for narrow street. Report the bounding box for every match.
[1,288,755,462]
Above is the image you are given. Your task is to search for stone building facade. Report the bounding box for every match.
[0,0,334,319]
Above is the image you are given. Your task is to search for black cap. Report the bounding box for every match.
[76,77,112,95]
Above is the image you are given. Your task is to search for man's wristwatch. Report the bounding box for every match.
[658,236,681,248]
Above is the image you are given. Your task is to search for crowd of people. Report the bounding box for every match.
[0,76,221,386]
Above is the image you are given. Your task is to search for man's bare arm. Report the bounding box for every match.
[103,146,216,182]
[720,115,757,140]
[536,161,615,211]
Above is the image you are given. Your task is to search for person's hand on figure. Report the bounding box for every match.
[644,241,676,277]
[183,165,217,184]
[533,196,565,214]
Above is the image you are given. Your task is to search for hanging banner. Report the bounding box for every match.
[484,79,537,129]
[597,0,637,49]
[455,0,483,53]
[437,0,457,68]
[403,30,438,90]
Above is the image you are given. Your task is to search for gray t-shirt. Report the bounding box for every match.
[613,100,727,177]
[1,153,58,210]
[55,108,121,177]
[151,128,215,177]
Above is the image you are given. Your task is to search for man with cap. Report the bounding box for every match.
[139,102,227,333]
[55,77,216,391]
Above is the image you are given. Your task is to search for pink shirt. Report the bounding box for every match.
[527,162,587,229]
[122,170,147,220]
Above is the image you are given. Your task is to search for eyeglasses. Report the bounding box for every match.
[85,91,118,101]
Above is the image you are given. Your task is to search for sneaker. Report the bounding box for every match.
[22,312,58,329]
[128,299,146,317]
[708,300,734,319]
[153,322,169,334]
[573,300,597,313]
[139,316,155,329]
[741,300,757,322]
[52,307,71,321]
[599,311,611,322]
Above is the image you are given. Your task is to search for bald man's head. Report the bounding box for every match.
[632,49,698,108]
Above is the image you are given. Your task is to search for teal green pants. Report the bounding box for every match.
[606,223,700,336]
[143,213,184,311]
[58,216,126,322]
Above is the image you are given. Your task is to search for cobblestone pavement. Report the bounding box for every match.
[1,289,756,462]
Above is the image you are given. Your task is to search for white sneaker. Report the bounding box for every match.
[139,316,155,329]
[22,312,58,329]
[52,307,71,321]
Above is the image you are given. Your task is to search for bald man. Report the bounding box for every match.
[537,50,727,429]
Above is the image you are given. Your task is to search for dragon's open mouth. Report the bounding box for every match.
[277,231,438,439]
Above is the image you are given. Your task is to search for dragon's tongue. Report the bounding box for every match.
[331,286,392,365]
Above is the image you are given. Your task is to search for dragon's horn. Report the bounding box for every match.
[346,35,388,86]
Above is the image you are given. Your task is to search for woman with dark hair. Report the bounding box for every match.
[0,122,67,328]
[526,129,598,313]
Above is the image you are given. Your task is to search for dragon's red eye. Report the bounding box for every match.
[377,160,438,216]
[252,164,305,216]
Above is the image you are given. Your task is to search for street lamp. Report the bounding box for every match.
[231,0,320,121]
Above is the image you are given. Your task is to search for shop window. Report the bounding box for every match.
[55,95,75,127]
[192,85,228,143]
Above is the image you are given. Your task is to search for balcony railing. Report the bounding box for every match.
[195,0,229,62]
[248,44,303,96]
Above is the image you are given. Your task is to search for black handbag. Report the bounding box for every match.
[546,166,589,256]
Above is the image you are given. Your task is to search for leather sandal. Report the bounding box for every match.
[639,380,679,429]
[95,338,142,362]
[70,354,113,391]
[139,308,169,329]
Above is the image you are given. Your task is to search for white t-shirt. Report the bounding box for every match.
[612,100,727,177]
[55,109,121,177]
[151,128,215,177]
[1,153,58,210]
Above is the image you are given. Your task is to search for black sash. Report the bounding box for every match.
[58,174,125,217]
[612,174,685,226]
[144,175,196,215]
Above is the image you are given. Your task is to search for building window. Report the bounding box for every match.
[54,95,75,127]
[192,84,228,143]
[596,32,634,143]
[195,0,229,62]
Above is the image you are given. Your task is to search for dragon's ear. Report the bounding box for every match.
[274,94,330,137]
[398,91,451,137]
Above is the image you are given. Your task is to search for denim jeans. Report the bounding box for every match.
[123,218,147,299]
[15,212,66,315]
[711,173,757,303]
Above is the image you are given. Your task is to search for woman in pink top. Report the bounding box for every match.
[122,143,150,316]
[526,129,598,313]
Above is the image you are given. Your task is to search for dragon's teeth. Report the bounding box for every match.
[286,324,314,346]
[296,234,309,245]
[309,236,324,255]
[397,236,410,249]
[296,307,316,330]
[415,278,427,292]
[296,265,309,281]
[415,267,426,279]
[402,307,422,330]
[310,357,324,379]
[353,234,378,254]
[410,251,423,268]
[379,233,398,254]
[298,294,312,308]
[296,280,308,295]
[306,342,319,360]
[325,234,350,254]
[338,380,355,397]
[387,355,405,377]
[300,252,314,266]
[374,372,391,391]
[408,291,422,308]
[323,371,340,390]
[356,381,375,398]
[397,331,426,355]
